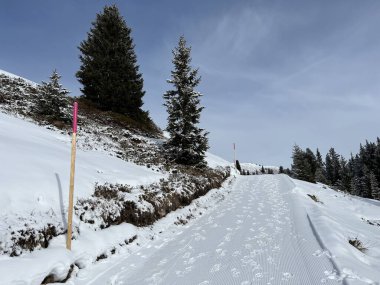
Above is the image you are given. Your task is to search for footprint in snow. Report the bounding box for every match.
[185,257,196,265]
[182,252,191,259]
[224,233,233,242]
[255,272,263,279]
[231,268,241,278]
[158,258,168,266]
[210,263,221,273]
[145,270,164,283]
[198,281,210,285]
[282,272,294,281]
[216,248,227,257]
[313,249,332,258]
[176,266,193,277]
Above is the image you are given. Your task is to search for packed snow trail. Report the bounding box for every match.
[74,175,339,284]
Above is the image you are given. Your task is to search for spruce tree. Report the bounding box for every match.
[305,148,317,182]
[351,154,366,196]
[369,171,380,199]
[76,5,146,119]
[291,145,315,182]
[35,70,69,121]
[325,148,341,186]
[163,36,209,166]
[315,148,328,184]
[338,156,351,192]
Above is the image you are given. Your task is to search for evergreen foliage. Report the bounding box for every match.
[290,139,380,200]
[235,160,242,173]
[315,148,328,183]
[291,145,315,183]
[35,70,69,121]
[163,36,209,166]
[325,148,341,186]
[371,171,380,199]
[76,5,147,120]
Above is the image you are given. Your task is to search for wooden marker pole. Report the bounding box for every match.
[66,102,78,250]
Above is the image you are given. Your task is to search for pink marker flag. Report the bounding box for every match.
[73,102,78,134]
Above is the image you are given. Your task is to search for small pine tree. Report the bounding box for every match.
[261,165,265,174]
[235,160,242,173]
[163,36,209,166]
[279,166,284,174]
[35,70,69,121]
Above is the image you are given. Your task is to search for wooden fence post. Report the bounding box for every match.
[66,102,78,250]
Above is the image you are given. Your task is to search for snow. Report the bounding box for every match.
[66,176,379,285]
[205,152,232,169]
[293,179,380,284]
[70,175,338,285]
[0,112,165,215]
[0,68,38,86]
[0,108,379,284]
[240,162,279,173]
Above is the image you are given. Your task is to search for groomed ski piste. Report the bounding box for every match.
[0,110,379,284]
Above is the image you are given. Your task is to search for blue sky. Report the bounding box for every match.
[1,0,380,167]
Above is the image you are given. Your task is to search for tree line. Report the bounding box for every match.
[34,5,209,167]
[291,141,380,200]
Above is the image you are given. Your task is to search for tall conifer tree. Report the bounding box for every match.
[163,36,209,166]
[76,5,146,119]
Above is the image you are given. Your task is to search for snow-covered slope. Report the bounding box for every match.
[240,162,279,173]
[0,68,38,86]
[0,111,166,248]
[293,179,380,284]
[0,109,232,284]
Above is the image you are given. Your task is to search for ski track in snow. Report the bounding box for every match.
[73,175,340,285]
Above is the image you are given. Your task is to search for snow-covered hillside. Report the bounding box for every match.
[0,104,231,284]
[0,69,37,86]
[240,162,279,174]
[0,111,166,252]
